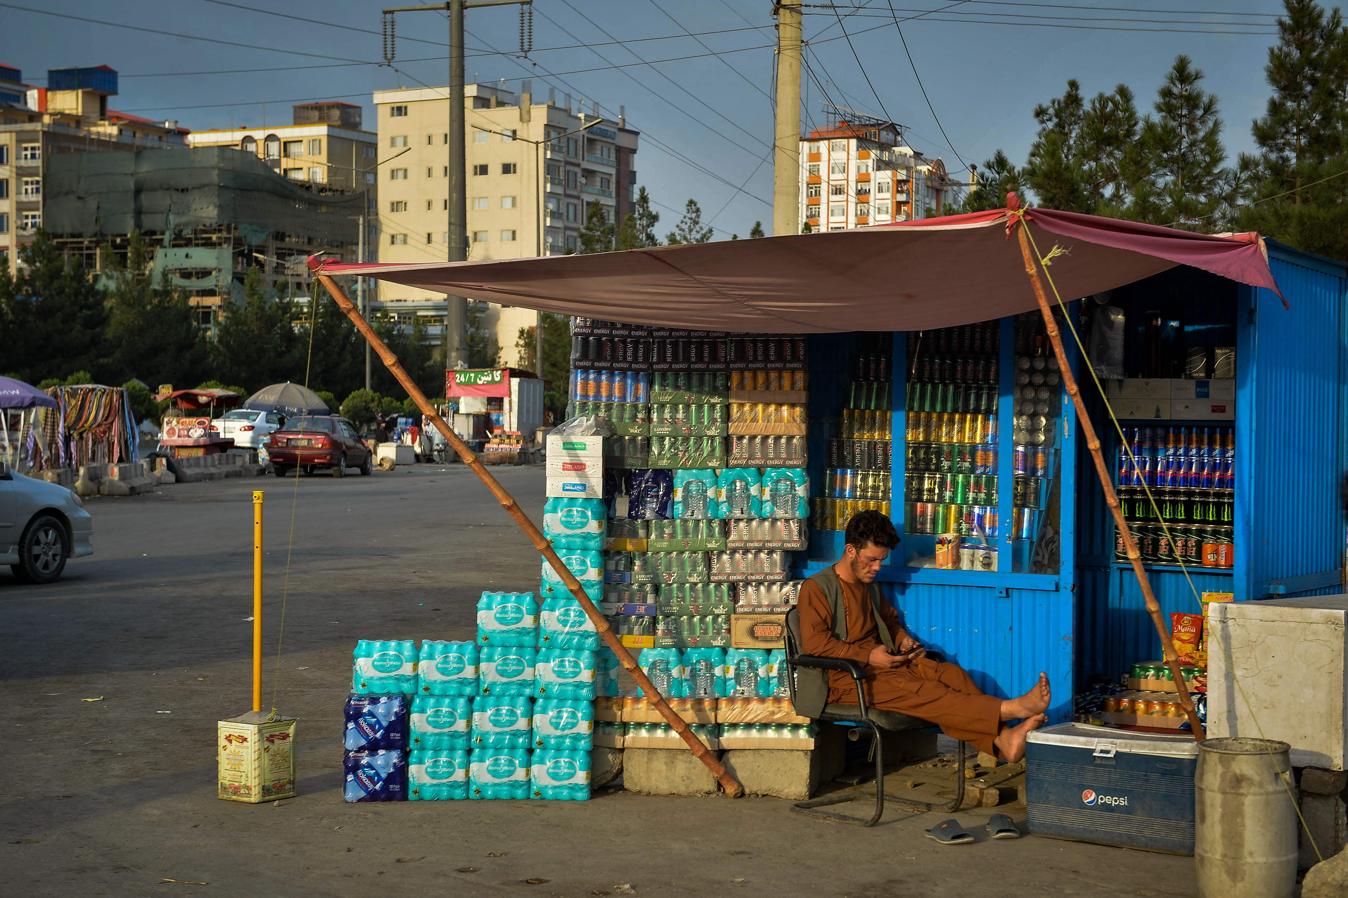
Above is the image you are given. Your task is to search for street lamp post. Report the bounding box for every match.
[471,117,597,379]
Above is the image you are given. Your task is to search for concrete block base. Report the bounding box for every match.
[1302,767,1348,796]
[623,748,720,796]
[591,746,622,789]
[1302,793,1348,870]
[722,729,846,800]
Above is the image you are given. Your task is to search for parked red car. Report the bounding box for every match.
[267,416,372,477]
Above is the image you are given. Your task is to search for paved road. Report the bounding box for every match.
[0,465,1197,897]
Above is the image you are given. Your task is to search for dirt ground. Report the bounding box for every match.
[0,465,1198,897]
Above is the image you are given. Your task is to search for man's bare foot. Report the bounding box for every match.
[993,714,1048,763]
[999,673,1051,721]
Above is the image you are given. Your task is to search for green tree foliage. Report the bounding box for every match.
[101,232,209,388]
[515,313,572,422]
[615,186,661,250]
[121,378,160,423]
[210,269,301,391]
[463,301,500,369]
[1237,0,1348,260]
[339,388,382,429]
[963,150,1026,212]
[665,199,713,245]
[0,232,106,383]
[748,221,765,239]
[1139,55,1228,227]
[579,201,615,254]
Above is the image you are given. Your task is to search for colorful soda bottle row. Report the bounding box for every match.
[811,497,891,532]
[907,503,1000,538]
[572,370,650,403]
[907,412,997,444]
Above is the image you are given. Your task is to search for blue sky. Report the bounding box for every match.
[0,1,1325,238]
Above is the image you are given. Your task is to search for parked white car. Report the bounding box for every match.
[210,408,282,452]
[0,461,93,583]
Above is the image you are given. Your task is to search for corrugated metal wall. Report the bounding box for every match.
[1241,247,1347,599]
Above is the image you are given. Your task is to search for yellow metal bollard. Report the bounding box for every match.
[218,489,297,803]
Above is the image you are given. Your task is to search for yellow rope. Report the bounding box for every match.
[1020,217,1322,864]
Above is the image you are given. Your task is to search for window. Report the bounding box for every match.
[20,177,40,198]
[390,135,408,148]
[309,167,324,183]
[426,167,434,178]
[830,139,846,154]
[806,183,821,198]
[263,135,280,159]
[830,161,846,176]
[566,137,578,157]
[390,233,407,245]
[282,140,302,158]
[565,234,579,253]
[443,166,449,177]
[807,163,820,178]
[20,143,40,162]
[20,211,40,230]
[0,213,7,234]
[472,230,488,243]
[473,196,489,210]
[0,179,6,198]
[501,163,517,175]
[426,233,434,244]
[284,168,304,181]
[501,128,516,142]
[501,195,517,209]
[829,184,844,197]
[599,176,611,190]
[473,164,489,176]
[309,139,322,155]
[828,203,845,219]
[443,199,449,210]
[566,202,578,223]
[876,202,891,217]
[474,130,490,143]
[875,180,890,196]
[857,160,871,175]
[565,170,578,190]
[425,199,432,210]
[390,168,408,180]
[389,105,408,117]
[390,200,407,213]
[857,203,871,218]
[500,229,517,241]
[443,133,449,144]
[427,135,433,145]
[239,136,255,154]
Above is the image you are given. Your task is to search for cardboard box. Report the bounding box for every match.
[546,473,604,499]
[1123,677,1202,694]
[546,433,604,460]
[1171,399,1234,421]
[716,697,811,725]
[620,634,655,649]
[1110,397,1172,421]
[593,697,624,723]
[731,613,786,649]
[593,722,625,749]
[1104,378,1174,400]
[217,712,297,803]
[727,422,809,436]
[545,456,602,477]
[622,697,718,725]
[1170,379,1235,401]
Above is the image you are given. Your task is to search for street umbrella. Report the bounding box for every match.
[242,382,329,417]
[0,375,58,409]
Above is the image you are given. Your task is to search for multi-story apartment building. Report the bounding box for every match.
[186,101,376,194]
[798,117,960,233]
[0,64,188,275]
[373,81,639,367]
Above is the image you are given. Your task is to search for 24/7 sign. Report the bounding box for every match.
[446,368,511,399]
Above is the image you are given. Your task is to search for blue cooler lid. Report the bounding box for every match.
[1027,722,1200,759]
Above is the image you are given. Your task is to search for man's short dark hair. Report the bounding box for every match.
[845,510,899,551]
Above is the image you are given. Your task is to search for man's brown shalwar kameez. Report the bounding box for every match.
[797,573,1002,756]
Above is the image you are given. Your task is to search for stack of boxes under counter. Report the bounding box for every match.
[341,589,598,803]
[548,320,821,773]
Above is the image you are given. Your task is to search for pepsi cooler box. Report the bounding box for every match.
[1026,723,1198,855]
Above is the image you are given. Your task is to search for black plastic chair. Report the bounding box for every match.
[783,605,967,826]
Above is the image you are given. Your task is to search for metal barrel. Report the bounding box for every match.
[1195,738,1297,898]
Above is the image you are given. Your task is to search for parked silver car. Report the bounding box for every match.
[0,461,93,583]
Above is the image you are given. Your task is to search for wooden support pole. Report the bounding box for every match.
[1014,224,1204,739]
[308,259,745,796]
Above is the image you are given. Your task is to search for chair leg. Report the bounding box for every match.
[866,720,885,827]
[945,740,968,812]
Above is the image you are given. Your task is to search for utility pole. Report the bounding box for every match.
[358,207,370,390]
[772,0,802,237]
[383,0,532,370]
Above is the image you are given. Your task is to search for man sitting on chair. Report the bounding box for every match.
[799,510,1050,762]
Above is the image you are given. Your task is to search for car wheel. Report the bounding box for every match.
[273,465,290,478]
[333,453,346,478]
[359,453,372,476]
[12,513,69,584]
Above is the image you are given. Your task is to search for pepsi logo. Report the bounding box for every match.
[1082,789,1097,806]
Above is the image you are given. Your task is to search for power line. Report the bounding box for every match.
[801,7,1278,34]
[961,1,1281,18]
[885,0,969,172]
[808,4,1280,28]
[1170,166,1348,228]
[830,6,899,128]
[645,0,775,107]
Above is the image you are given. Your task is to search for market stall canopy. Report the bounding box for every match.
[0,376,58,410]
[156,387,240,411]
[243,382,329,417]
[312,204,1282,334]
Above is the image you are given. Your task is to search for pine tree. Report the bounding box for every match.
[615,186,660,249]
[579,202,615,254]
[1079,85,1145,217]
[1024,80,1090,212]
[749,221,765,239]
[1139,55,1228,228]
[962,151,1024,212]
[101,232,208,388]
[1,232,106,383]
[210,268,301,390]
[665,199,713,245]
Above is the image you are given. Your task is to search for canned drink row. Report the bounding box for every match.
[1011,445,1051,477]
[906,412,997,445]
[1012,476,1044,509]
[823,468,892,502]
[1115,523,1233,568]
[651,404,727,428]
[908,323,999,357]
[654,614,732,645]
[730,402,806,425]
[573,336,652,368]
[840,408,892,440]
[727,336,808,368]
[1118,487,1234,527]
[906,473,999,507]
[652,338,729,368]
[909,357,999,390]
[1130,663,1203,682]
[574,401,647,427]
[649,519,724,542]
[847,381,891,411]
[652,551,710,577]
[811,498,890,532]
[729,370,807,392]
[906,442,997,476]
[907,382,998,415]
[731,435,808,467]
[573,370,652,403]
[1103,696,1187,718]
[828,437,891,471]
[907,503,1000,538]
[649,436,726,469]
[657,583,734,615]
[1121,453,1234,490]
[850,350,891,384]
[725,518,806,548]
[603,436,650,467]
[652,371,730,399]
[708,550,787,578]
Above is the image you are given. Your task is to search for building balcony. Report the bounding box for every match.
[856,216,869,225]
[583,153,615,169]
[857,150,871,160]
[581,184,613,199]
[895,191,909,202]
[807,174,820,185]
[857,171,870,182]
[546,176,566,193]
[808,152,821,162]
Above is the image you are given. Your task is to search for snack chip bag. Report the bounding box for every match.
[1170,612,1203,663]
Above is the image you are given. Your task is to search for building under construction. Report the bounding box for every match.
[43,146,361,332]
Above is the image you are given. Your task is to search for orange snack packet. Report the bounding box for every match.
[1170,612,1203,663]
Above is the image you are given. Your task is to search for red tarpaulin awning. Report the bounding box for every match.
[314,205,1281,334]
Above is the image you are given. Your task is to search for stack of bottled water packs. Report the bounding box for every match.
[343,589,595,803]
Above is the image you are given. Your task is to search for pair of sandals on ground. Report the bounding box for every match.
[926,814,1021,845]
